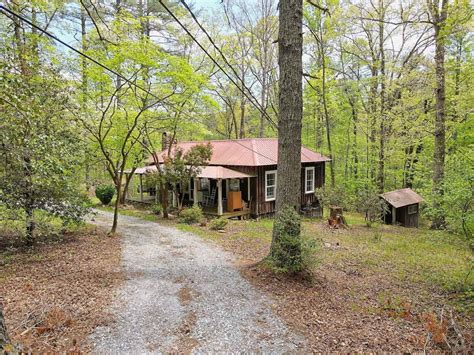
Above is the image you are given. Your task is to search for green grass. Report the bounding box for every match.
[100,205,473,310]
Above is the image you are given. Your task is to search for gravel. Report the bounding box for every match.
[89,210,306,353]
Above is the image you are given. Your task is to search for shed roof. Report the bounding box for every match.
[148,138,330,167]
[380,188,424,208]
[126,165,254,180]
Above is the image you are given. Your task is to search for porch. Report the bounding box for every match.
[124,165,255,218]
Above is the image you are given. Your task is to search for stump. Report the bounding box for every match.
[328,205,347,228]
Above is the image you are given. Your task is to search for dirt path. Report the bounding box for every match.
[89,210,305,353]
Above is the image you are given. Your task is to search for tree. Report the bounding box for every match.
[270,0,304,268]
[153,143,212,212]
[429,0,449,229]
[0,43,89,245]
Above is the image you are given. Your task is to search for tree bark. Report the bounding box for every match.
[0,308,10,350]
[271,0,303,245]
[431,0,448,229]
[376,0,386,193]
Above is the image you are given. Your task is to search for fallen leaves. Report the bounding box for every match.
[0,226,123,352]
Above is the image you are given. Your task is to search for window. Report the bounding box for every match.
[265,170,277,201]
[200,178,210,191]
[305,167,315,193]
[189,178,194,201]
[407,204,417,215]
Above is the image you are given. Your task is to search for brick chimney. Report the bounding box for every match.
[162,132,169,151]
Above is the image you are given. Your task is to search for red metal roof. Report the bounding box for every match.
[380,188,424,208]
[148,138,330,167]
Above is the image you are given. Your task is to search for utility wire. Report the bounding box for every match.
[0,4,280,164]
[158,0,277,129]
[179,0,276,127]
[0,4,170,105]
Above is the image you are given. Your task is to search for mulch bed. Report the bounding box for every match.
[0,226,123,352]
[211,223,472,352]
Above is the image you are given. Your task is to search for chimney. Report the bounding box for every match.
[162,132,177,152]
[162,132,169,151]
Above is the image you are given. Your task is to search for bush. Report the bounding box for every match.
[151,203,163,215]
[269,207,318,274]
[314,185,349,210]
[95,185,115,205]
[209,217,228,230]
[355,189,387,227]
[178,205,203,224]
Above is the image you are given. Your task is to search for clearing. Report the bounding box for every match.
[108,204,473,352]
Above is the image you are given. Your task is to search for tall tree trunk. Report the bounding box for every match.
[239,80,246,138]
[271,0,303,247]
[320,46,335,187]
[377,1,386,193]
[431,0,448,229]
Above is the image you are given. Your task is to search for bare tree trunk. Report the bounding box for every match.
[0,307,10,350]
[110,174,122,234]
[321,49,335,187]
[431,0,448,229]
[239,80,246,138]
[271,0,303,245]
[376,0,386,193]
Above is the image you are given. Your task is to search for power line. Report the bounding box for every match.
[179,0,276,127]
[0,4,170,105]
[0,4,280,164]
[158,0,277,129]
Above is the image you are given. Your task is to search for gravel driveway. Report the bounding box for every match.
[89,210,306,353]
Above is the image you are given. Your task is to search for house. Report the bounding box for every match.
[125,137,330,218]
[380,188,423,228]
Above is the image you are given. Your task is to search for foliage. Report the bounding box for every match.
[270,207,317,273]
[209,217,228,231]
[354,189,387,227]
[151,203,163,215]
[178,205,204,224]
[314,186,350,210]
[162,143,213,210]
[95,185,115,206]
[0,58,89,243]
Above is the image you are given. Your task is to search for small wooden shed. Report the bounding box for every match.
[380,188,423,228]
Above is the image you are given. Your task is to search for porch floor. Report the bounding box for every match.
[202,206,251,219]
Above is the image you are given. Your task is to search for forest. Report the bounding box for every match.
[0,0,473,352]
[0,0,472,238]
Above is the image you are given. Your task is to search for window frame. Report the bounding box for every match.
[265,170,277,202]
[305,166,315,194]
[407,204,417,215]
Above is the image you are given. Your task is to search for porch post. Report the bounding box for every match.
[247,177,251,202]
[217,178,223,216]
[139,174,144,202]
[193,178,198,205]
[392,206,396,225]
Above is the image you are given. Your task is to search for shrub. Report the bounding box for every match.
[209,217,228,230]
[178,205,203,224]
[314,185,349,210]
[95,185,115,205]
[151,203,163,215]
[269,207,318,274]
[355,189,387,227]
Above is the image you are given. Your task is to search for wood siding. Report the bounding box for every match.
[225,162,325,217]
[396,204,419,227]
